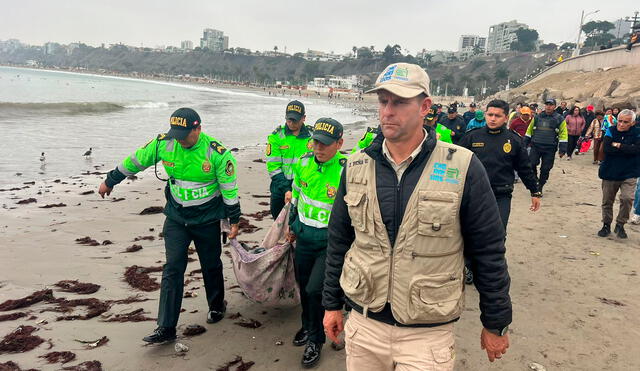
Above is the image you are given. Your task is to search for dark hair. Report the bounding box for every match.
[486,99,510,115]
[571,106,580,115]
[415,93,428,103]
[595,111,604,116]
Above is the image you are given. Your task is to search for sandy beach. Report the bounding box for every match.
[1,121,639,370]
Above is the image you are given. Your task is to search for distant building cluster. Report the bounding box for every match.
[486,20,530,54]
[457,34,487,59]
[200,29,228,52]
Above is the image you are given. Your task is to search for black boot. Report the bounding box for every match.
[614,223,628,239]
[302,341,322,368]
[207,301,227,324]
[142,327,176,343]
[292,327,308,346]
[597,223,611,237]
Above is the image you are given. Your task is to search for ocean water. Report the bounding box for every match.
[0,66,365,186]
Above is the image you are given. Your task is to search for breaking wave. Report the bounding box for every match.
[0,101,171,115]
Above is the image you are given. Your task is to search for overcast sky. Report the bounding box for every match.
[2,0,637,53]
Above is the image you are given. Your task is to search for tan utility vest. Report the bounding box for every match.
[340,141,472,325]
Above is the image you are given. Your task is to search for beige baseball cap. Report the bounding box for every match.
[366,63,431,98]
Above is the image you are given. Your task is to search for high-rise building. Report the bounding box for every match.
[487,20,529,54]
[200,28,229,51]
[458,35,486,59]
[181,40,194,50]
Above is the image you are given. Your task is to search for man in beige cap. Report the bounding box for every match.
[322,63,512,370]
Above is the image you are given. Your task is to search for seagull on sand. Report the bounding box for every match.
[40,152,45,162]
[83,148,92,158]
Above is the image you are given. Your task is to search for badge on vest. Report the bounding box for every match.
[202,161,212,173]
[266,143,272,156]
[472,142,484,148]
[307,141,313,150]
[326,184,337,199]
[430,162,460,185]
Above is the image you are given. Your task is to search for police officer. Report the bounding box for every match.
[440,106,467,144]
[524,98,568,193]
[267,100,313,219]
[284,118,346,368]
[459,99,542,230]
[424,107,453,143]
[350,125,380,153]
[98,108,240,343]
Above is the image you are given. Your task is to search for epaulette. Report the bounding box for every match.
[339,158,347,167]
[210,140,227,155]
[157,133,170,140]
[301,152,314,159]
[466,126,483,133]
[366,126,380,134]
[306,124,314,132]
[271,125,283,135]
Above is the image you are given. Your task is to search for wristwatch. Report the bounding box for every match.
[531,192,542,198]
[487,326,509,336]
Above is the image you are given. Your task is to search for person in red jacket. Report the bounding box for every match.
[509,106,533,137]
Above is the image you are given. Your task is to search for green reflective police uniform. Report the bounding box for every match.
[350,126,380,153]
[289,150,346,345]
[266,124,313,218]
[105,132,240,329]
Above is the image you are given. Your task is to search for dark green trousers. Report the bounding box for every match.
[270,178,292,219]
[157,218,224,328]
[294,236,327,344]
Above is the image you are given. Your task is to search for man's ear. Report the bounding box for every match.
[420,97,432,118]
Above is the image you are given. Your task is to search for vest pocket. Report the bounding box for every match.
[417,191,456,238]
[407,273,462,321]
[344,191,368,233]
[340,253,374,306]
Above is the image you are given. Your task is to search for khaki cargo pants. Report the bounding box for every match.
[345,310,455,371]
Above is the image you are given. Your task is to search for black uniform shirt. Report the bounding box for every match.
[459,125,540,195]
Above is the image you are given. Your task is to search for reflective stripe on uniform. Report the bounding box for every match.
[269,169,283,178]
[300,191,333,211]
[266,157,297,164]
[284,173,294,180]
[173,179,217,189]
[169,188,221,207]
[130,153,148,171]
[117,163,136,176]
[292,182,301,192]
[223,196,239,206]
[219,181,237,190]
[298,211,328,228]
[165,140,175,152]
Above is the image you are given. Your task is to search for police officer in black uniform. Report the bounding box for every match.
[459,99,542,229]
[459,99,542,285]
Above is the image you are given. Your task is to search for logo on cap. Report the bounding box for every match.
[170,116,188,127]
[287,104,303,113]
[314,121,337,135]
[379,65,409,83]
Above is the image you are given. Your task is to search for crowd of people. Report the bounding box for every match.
[95,61,639,370]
